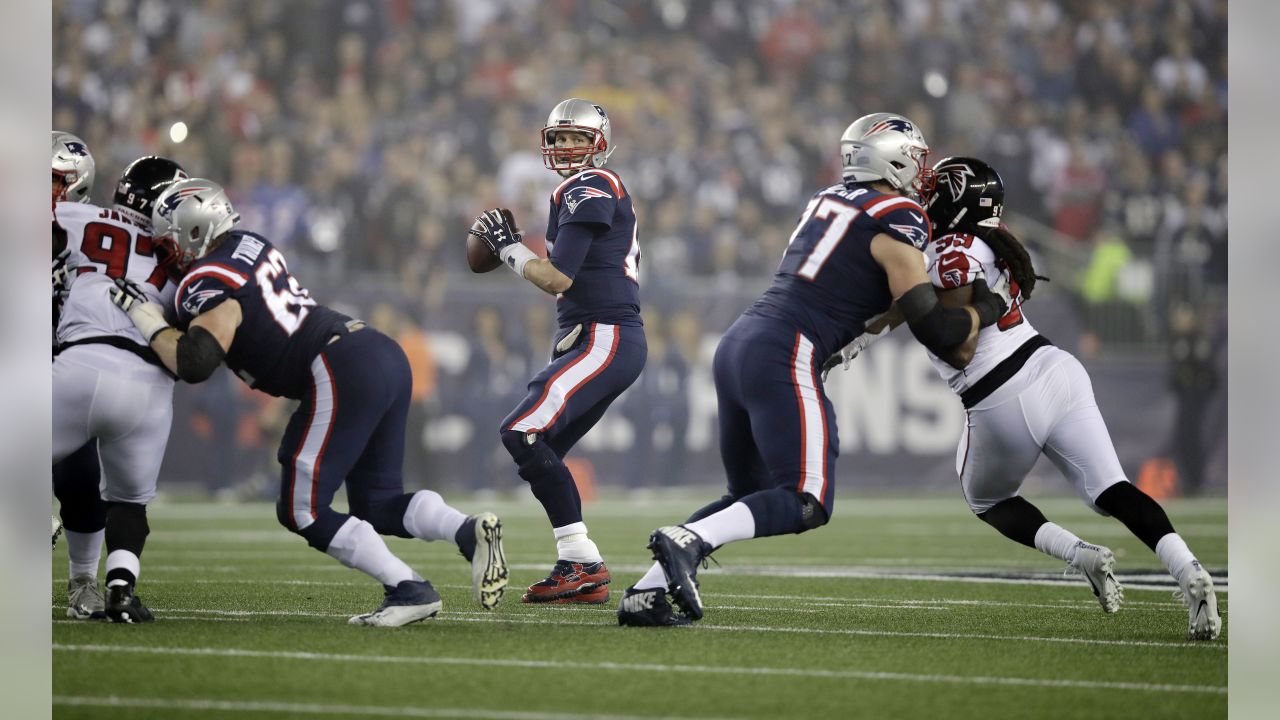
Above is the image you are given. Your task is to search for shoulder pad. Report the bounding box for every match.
[863,195,930,249]
[552,169,626,203]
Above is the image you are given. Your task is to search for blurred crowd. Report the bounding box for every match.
[53,0,1228,492]
[54,0,1226,315]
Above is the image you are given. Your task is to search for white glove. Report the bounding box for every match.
[821,325,889,381]
[986,269,1015,311]
[110,278,170,342]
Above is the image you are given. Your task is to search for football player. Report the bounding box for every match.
[617,114,1010,626]
[861,156,1217,639]
[469,99,645,605]
[53,154,189,622]
[50,131,108,619]
[112,178,508,626]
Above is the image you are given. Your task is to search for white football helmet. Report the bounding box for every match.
[541,98,614,173]
[152,178,241,274]
[840,113,932,199]
[52,131,95,203]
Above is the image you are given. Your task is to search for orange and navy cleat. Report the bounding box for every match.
[520,560,611,603]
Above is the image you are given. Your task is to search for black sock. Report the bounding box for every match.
[1094,482,1175,551]
[977,496,1050,548]
[454,517,477,562]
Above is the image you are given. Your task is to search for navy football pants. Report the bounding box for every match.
[713,315,838,532]
[275,329,417,550]
[501,322,646,527]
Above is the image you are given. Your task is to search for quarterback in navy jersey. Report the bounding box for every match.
[112,178,509,626]
[618,113,1012,627]
[469,98,644,604]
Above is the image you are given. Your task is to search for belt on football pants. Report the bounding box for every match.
[959,334,1053,409]
[327,319,367,345]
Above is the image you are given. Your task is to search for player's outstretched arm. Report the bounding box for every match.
[869,234,1006,361]
[110,278,240,383]
[933,284,979,369]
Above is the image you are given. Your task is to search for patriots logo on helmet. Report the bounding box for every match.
[63,141,89,157]
[863,118,916,137]
[889,223,929,248]
[181,279,224,316]
[935,164,976,203]
[160,185,212,218]
[563,185,612,214]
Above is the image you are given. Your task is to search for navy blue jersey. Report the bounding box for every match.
[174,230,351,399]
[543,168,642,328]
[747,184,932,359]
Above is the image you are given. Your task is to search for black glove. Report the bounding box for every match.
[969,277,1009,328]
[469,208,522,257]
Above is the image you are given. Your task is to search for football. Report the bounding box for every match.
[466,219,503,273]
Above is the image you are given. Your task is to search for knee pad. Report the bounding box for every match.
[501,429,559,478]
[799,492,830,531]
[103,501,149,555]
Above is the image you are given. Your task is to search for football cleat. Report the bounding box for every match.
[648,525,713,621]
[617,586,692,627]
[52,515,63,551]
[520,560,611,603]
[348,580,442,627]
[1069,541,1124,613]
[104,581,154,623]
[465,512,509,610]
[1174,561,1221,641]
[66,574,106,620]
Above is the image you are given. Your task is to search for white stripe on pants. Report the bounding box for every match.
[289,354,337,530]
[789,333,828,500]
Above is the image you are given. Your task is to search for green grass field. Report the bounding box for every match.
[52,494,1227,719]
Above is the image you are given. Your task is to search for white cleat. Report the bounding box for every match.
[67,573,106,620]
[348,580,442,627]
[1070,542,1124,613]
[469,512,509,610]
[1175,561,1221,641]
[52,515,64,551]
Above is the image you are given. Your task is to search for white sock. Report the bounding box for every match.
[684,502,756,548]
[1155,533,1199,581]
[633,562,669,591]
[1033,522,1084,564]
[402,490,467,542]
[554,522,603,563]
[325,517,419,586]
[66,529,104,578]
[105,549,140,585]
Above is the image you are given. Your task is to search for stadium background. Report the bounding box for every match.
[53,0,1227,497]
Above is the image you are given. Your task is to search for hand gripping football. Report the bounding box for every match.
[466,216,503,273]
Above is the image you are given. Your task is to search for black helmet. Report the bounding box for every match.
[922,156,1004,236]
[114,156,188,222]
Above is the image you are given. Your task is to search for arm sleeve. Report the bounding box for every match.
[548,222,597,279]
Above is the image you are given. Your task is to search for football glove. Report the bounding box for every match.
[110,278,170,342]
[821,326,887,382]
[470,208,522,256]
[52,247,72,298]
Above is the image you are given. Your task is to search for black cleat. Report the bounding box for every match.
[647,525,713,621]
[617,586,692,627]
[105,582,155,624]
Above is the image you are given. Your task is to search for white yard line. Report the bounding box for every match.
[52,645,1225,695]
[51,695,726,720]
[52,607,1224,651]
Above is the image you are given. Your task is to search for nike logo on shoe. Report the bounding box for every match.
[620,591,657,613]
[659,526,699,548]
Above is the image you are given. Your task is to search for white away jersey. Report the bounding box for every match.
[54,201,176,346]
[924,231,1037,394]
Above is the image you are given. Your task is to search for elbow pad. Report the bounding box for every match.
[176,326,227,383]
[898,283,974,356]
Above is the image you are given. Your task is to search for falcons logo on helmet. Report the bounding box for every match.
[563,185,612,214]
[863,118,916,137]
[935,164,976,203]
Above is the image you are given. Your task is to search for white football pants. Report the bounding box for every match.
[956,346,1128,515]
[53,344,175,504]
